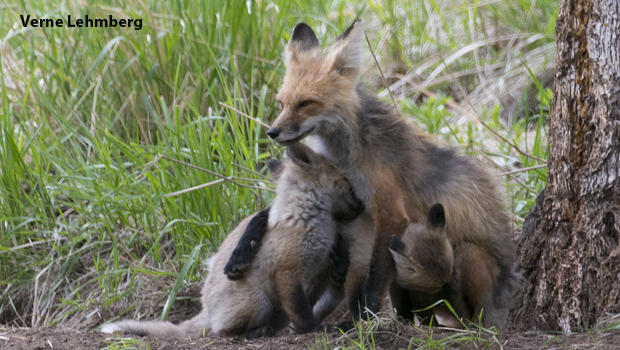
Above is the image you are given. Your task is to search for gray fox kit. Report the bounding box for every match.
[101,143,363,338]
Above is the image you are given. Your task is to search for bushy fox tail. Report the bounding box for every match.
[100,319,192,338]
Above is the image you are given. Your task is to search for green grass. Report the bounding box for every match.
[101,336,151,350]
[310,307,504,350]
[1,0,555,347]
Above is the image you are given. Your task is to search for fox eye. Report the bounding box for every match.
[276,100,284,109]
[296,100,315,110]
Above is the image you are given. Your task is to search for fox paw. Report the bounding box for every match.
[223,240,256,280]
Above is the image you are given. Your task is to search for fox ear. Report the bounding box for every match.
[428,203,446,229]
[289,22,319,51]
[327,19,364,79]
[389,236,409,267]
[285,23,319,65]
[266,159,284,180]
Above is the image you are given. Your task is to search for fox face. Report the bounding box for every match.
[389,204,454,294]
[269,143,364,221]
[267,21,364,145]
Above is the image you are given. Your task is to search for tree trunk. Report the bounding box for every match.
[509,0,620,332]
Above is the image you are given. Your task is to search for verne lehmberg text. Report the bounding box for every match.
[20,14,143,30]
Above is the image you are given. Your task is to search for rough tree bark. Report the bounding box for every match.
[509,0,620,332]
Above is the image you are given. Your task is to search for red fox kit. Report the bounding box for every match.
[316,204,510,328]
[101,144,363,338]
[227,20,520,327]
[389,203,475,326]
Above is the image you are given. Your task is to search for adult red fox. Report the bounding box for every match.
[226,20,520,327]
[101,144,363,338]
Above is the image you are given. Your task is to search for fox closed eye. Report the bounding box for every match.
[296,100,315,110]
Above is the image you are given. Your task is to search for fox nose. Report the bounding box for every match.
[389,235,406,253]
[267,128,280,139]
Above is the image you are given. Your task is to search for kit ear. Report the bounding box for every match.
[337,19,362,41]
[285,22,319,65]
[388,235,410,268]
[265,159,284,180]
[327,19,364,78]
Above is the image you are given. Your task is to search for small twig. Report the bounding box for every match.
[160,155,265,184]
[164,179,226,198]
[218,102,270,129]
[500,163,548,176]
[365,32,400,114]
[6,240,47,252]
[32,262,52,327]
[436,326,478,333]
[478,119,546,163]
[232,161,267,178]
[161,155,229,178]
[159,155,275,193]
[481,153,536,195]
[233,175,268,183]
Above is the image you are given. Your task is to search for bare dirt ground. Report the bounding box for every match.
[3,283,618,349]
[2,324,619,350]
[3,282,619,349]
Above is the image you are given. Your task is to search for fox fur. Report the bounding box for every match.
[389,203,494,327]
[100,143,363,338]
[314,204,515,328]
[263,20,521,326]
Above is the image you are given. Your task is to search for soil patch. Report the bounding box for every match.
[2,324,619,349]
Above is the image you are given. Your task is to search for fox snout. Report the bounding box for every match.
[267,122,314,144]
[267,128,280,139]
[268,104,320,144]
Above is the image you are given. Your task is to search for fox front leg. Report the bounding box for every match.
[275,269,319,333]
[357,192,409,319]
[310,232,350,323]
[224,207,270,279]
[389,283,415,321]
[330,232,350,284]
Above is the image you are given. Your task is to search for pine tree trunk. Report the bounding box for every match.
[509,0,620,332]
